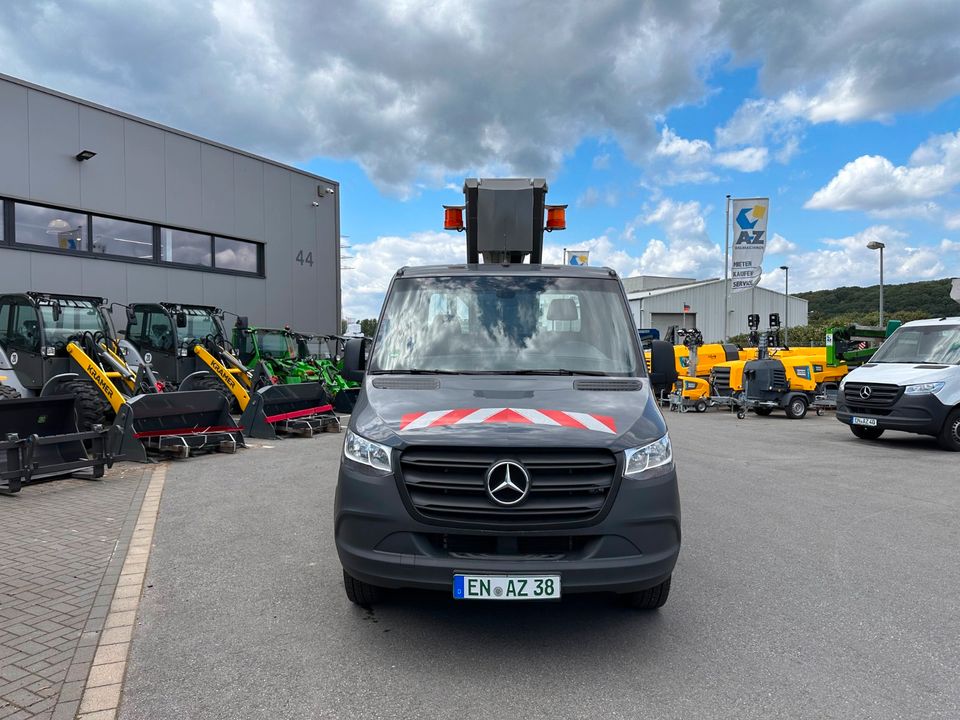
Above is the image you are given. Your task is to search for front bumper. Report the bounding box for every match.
[334,459,681,595]
[837,392,950,436]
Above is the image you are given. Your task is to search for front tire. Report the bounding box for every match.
[62,380,112,431]
[785,396,808,419]
[193,373,239,414]
[620,576,671,610]
[937,409,960,451]
[850,425,884,441]
[0,384,22,400]
[343,569,384,606]
[694,399,707,413]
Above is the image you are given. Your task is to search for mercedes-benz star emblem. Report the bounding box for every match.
[485,460,530,506]
[859,386,873,399]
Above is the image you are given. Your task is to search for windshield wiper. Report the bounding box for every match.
[495,369,609,376]
[369,369,472,375]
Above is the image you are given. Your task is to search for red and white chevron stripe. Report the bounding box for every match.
[399,407,617,434]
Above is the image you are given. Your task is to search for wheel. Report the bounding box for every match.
[736,410,745,420]
[785,396,808,419]
[0,384,21,400]
[754,407,773,416]
[816,408,825,416]
[343,569,385,606]
[850,425,884,441]
[620,576,671,610]
[62,380,112,431]
[694,400,707,413]
[937,409,960,451]
[193,373,239,413]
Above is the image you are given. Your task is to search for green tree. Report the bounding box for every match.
[359,318,378,338]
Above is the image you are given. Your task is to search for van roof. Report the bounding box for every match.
[901,316,960,327]
[396,264,617,279]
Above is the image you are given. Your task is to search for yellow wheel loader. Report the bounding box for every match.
[123,304,340,439]
[0,293,242,464]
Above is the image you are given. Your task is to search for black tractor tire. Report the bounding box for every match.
[63,380,113,431]
[193,373,239,414]
[937,410,960,451]
[694,400,707,413]
[620,576,671,610]
[851,425,884,441]
[753,407,773,416]
[343,569,385,606]
[785,396,808,420]
[0,384,22,400]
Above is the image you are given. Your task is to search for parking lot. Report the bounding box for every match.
[49,409,947,719]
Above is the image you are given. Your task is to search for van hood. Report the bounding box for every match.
[350,374,667,451]
[844,363,957,386]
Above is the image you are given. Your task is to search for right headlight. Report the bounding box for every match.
[623,434,673,478]
[343,429,392,474]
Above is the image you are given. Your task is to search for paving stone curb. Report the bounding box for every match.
[49,466,164,720]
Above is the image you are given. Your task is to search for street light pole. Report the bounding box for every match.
[779,265,789,345]
[866,241,885,326]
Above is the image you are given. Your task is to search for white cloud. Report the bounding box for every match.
[766,232,796,255]
[757,225,960,293]
[714,146,769,172]
[806,130,960,215]
[576,186,618,208]
[345,197,723,315]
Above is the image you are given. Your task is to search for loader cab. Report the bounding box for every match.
[0,293,113,392]
[126,303,227,384]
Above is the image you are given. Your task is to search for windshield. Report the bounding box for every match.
[870,324,960,364]
[258,330,296,358]
[40,303,110,344]
[181,309,223,344]
[370,275,641,375]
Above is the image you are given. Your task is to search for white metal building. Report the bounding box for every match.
[626,277,808,342]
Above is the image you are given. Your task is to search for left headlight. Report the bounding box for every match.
[624,434,673,478]
[905,382,945,395]
[343,429,392,473]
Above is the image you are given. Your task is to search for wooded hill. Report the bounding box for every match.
[797,278,957,323]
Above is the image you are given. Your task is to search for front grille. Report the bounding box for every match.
[843,382,902,409]
[712,367,732,395]
[772,367,787,388]
[398,447,618,528]
[573,379,642,391]
[427,534,595,558]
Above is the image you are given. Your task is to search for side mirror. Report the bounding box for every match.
[343,337,368,383]
[125,306,136,325]
[647,339,679,398]
[51,301,62,323]
[235,316,249,330]
[176,311,187,328]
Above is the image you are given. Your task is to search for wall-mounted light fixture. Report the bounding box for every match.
[75,150,97,162]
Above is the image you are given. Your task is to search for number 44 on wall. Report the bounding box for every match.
[296,250,314,267]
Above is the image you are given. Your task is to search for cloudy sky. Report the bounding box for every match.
[2,0,959,318]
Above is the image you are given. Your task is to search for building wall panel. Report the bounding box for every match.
[163,133,203,228]
[201,145,236,235]
[0,82,30,197]
[27,91,80,207]
[123,121,166,221]
[234,155,265,242]
[78,107,126,216]
[29,254,83,296]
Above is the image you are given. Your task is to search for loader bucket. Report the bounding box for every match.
[240,383,341,439]
[0,396,112,494]
[114,390,245,463]
[333,387,360,414]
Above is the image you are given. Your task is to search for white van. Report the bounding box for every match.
[836,317,960,450]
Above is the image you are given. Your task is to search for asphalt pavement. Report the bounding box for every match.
[119,411,960,720]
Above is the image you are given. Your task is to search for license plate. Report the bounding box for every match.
[852,416,878,427]
[453,574,561,600]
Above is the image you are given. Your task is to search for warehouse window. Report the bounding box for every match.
[92,216,154,259]
[160,228,212,267]
[214,237,258,273]
[14,203,87,251]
